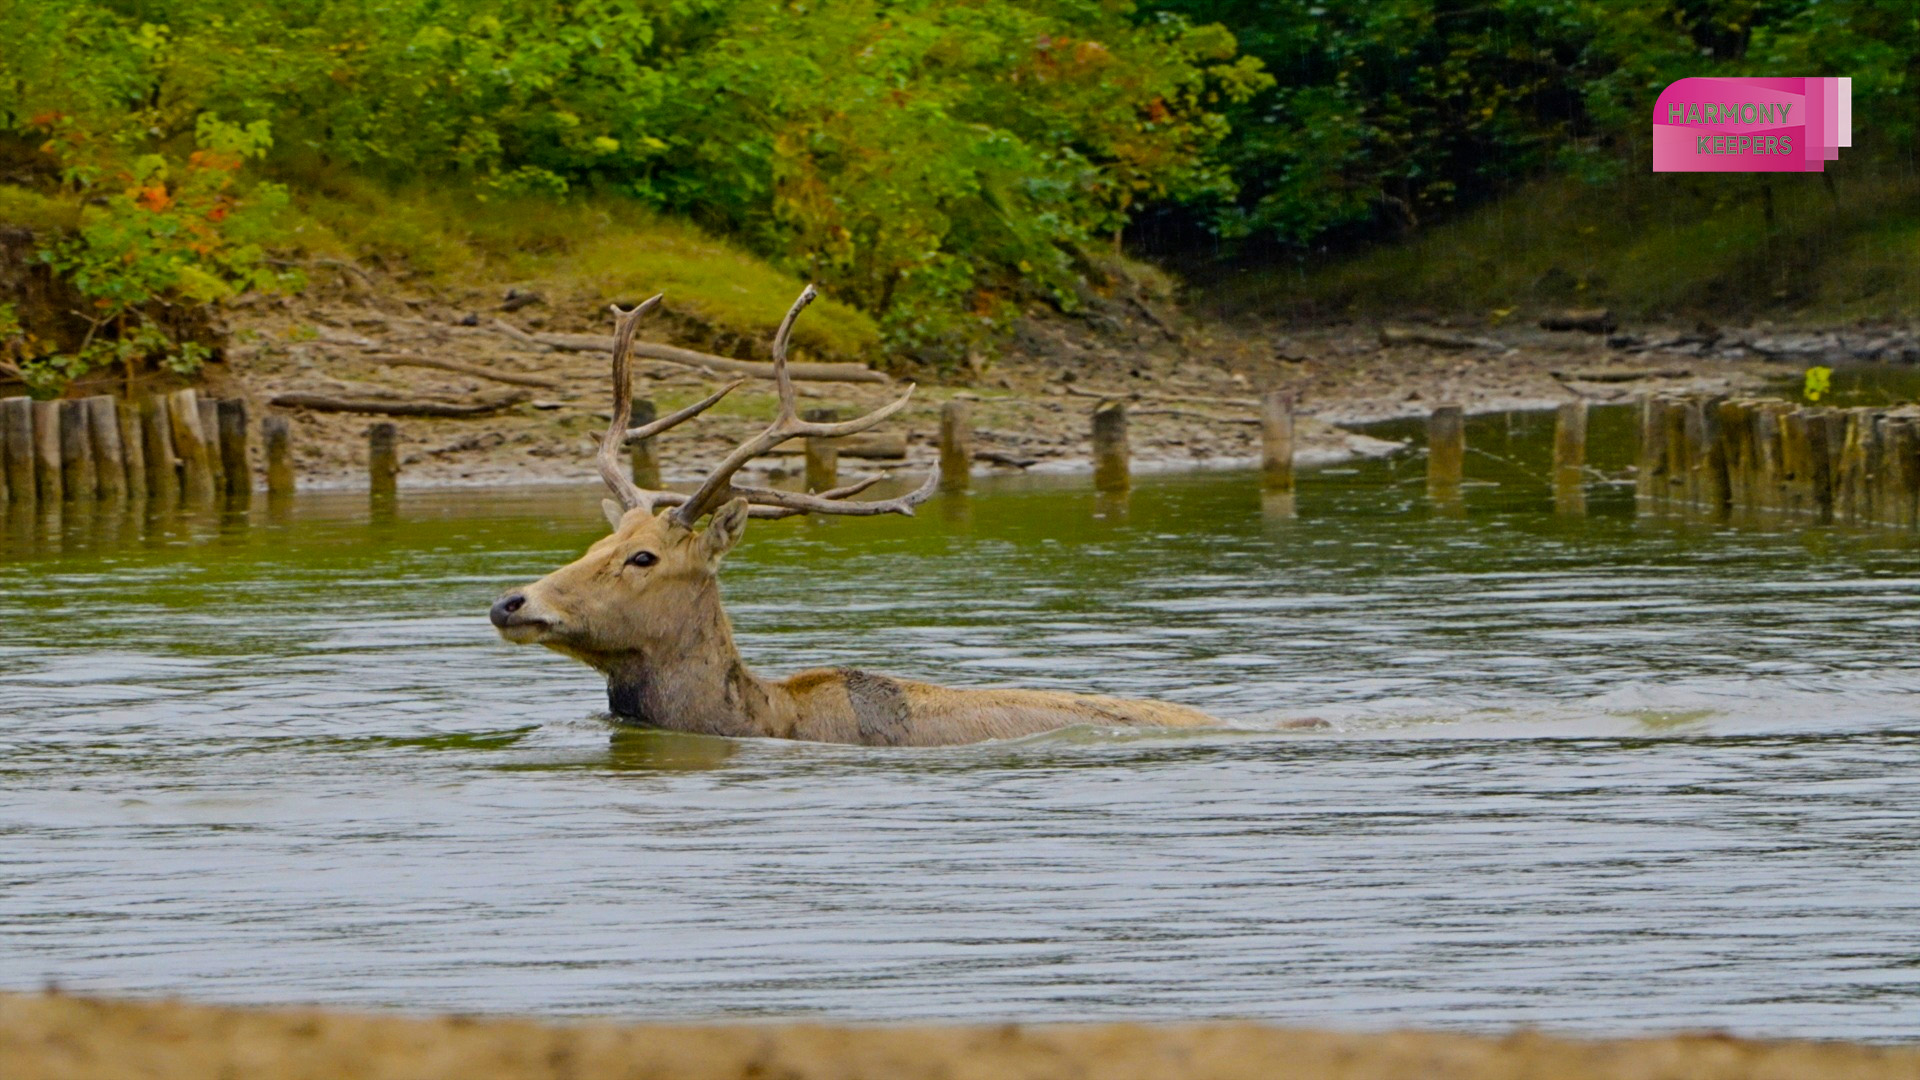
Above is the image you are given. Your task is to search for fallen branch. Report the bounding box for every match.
[1379,326,1506,351]
[520,328,889,384]
[1550,368,1694,383]
[974,449,1038,468]
[1131,407,1263,425]
[1062,384,1259,408]
[366,353,560,389]
[1539,308,1616,334]
[767,433,907,460]
[269,389,531,417]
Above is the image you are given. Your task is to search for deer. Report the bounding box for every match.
[488,286,1221,746]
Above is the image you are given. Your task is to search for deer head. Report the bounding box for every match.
[489,286,936,677]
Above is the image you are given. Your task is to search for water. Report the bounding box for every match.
[3,409,1920,1040]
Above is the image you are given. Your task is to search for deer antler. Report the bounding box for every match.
[594,287,936,525]
[668,284,934,528]
[597,295,745,515]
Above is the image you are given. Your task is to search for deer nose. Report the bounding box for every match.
[490,593,528,628]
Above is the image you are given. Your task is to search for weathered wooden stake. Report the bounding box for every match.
[58,399,96,501]
[1806,408,1835,524]
[1261,391,1295,494]
[1426,405,1464,494]
[31,400,63,504]
[216,398,250,500]
[115,398,146,502]
[1635,394,1665,500]
[2,397,32,507]
[264,415,295,498]
[802,407,839,492]
[1836,408,1869,524]
[197,396,225,494]
[166,389,216,503]
[1091,400,1130,493]
[368,421,399,498]
[939,400,972,493]
[628,398,660,490]
[141,396,180,503]
[0,402,8,505]
[84,396,126,503]
[1890,419,1919,530]
[1661,399,1688,501]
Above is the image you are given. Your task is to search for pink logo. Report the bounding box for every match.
[1652,77,1851,172]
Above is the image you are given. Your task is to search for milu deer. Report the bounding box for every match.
[489,287,1220,746]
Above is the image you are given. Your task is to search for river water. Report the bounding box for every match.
[3,408,1918,1040]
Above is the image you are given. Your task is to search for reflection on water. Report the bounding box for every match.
[2,407,1919,1040]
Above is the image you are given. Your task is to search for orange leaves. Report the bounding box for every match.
[135,185,172,212]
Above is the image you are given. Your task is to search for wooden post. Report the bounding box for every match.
[1890,419,1920,530]
[628,398,660,490]
[1091,400,1130,493]
[1635,394,1665,501]
[141,396,180,503]
[1679,397,1709,507]
[166,389,216,502]
[802,407,839,492]
[1716,400,1752,514]
[2,397,32,507]
[1805,408,1835,524]
[0,401,8,505]
[1426,405,1464,494]
[115,398,146,502]
[1661,399,1689,501]
[216,398,250,499]
[83,396,126,503]
[1261,391,1295,494]
[1754,403,1788,514]
[31,400,63,504]
[1836,408,1869,525]
[939,399,972,493]
[263,414,295,498]
[57,399,96,501]
[197,396,225,494]
[368,421,399,498]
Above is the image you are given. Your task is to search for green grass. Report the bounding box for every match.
[278,174,882,361]
[1207,169,1920,327]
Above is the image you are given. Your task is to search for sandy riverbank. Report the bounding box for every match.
[6,992,1919,1080]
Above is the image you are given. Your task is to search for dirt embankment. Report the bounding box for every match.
[6,993,1920,1080]
[164,271,1796,490]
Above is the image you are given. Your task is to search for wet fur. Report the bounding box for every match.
[494,501,1219,746]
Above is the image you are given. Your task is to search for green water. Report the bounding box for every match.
[3,408,1919,1038]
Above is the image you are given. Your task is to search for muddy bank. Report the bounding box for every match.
[89,272,1795,491]
[6,993,1918,1080]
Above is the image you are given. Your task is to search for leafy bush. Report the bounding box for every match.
[0,0,1265,376]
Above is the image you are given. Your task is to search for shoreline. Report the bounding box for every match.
[6,992,1919,1080]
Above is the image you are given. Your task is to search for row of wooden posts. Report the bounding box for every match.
[1633,395,1920,527]
[0,390,300,507]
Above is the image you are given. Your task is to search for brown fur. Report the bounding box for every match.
[492,501,1219,746]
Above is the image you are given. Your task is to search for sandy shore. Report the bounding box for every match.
[6,992,1919,1080]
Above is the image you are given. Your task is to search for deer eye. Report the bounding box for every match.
[626,551,658,569]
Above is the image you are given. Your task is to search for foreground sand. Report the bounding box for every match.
[4,993,1918,1080]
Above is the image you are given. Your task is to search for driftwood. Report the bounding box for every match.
[1379,326,1505,351]
[1062,384,1260,409]
[521,328,889,384]
[366,353,560,389]
[269,390,531,417]
[974,449,1038,468]
[1132,407,1263,426]
[767,433,907,460]
[1551,368,1693,384]
[1539,308,1616,334]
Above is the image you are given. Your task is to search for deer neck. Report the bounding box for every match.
[596,586,783,738]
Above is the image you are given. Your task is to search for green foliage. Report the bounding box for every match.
[11,111,298,391]
[1139,0,1920,251]
[0,0,1264,370]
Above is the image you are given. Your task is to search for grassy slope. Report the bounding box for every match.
[1,173,882,363]
[1199,168,1920,328]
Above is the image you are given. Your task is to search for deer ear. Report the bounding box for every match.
[601,499,626,531]
[702,497,751,561]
